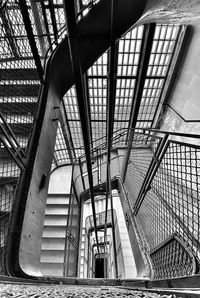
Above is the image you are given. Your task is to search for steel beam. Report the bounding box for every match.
[122,23,156,182]
[48,0,58,42]
[40,1,52,47]
[64,0,99,254]
[0,5,19,58]
[79,158,86,191]
[59,106,75,163]
[0,112,26,169]
[30,1,47,56]
[104,0,118,278]
[83,73,93,148]
[106,0,118,162]
[108,165,118,278]
[61,99,76,160]
[18,0,44,83]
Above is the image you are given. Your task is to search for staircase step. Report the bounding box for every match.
[45,204,78,214]
[41,237,65,250]
[45,205,69,215]
[44,215,78,227]
[46,197,70,205]
[43,226,67,238]
[43,226,78,237]
[0,102,37,115]
[40,250,65,263]
[40,250,75,264]
[44,217,68,226]
[0,68,38,80]
[0,84,40,97]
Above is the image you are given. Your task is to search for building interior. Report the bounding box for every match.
[1,0,200,296]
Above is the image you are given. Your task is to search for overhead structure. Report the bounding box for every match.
[1,0,200,290]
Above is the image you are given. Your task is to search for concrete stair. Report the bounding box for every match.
[40,195,79,277]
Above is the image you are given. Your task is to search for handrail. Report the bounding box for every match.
[77,126,200,163]
[43,0,100,70]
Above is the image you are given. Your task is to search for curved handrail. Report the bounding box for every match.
[43,0,100,69]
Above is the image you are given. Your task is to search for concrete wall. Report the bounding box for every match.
[118,179,151,277]
[160,24,200,136]
[113,191,136,278]
[19,87,60,277]
[48,166,72,194]
[138,0,200,25]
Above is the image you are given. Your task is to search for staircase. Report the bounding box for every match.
[40,194,79,277]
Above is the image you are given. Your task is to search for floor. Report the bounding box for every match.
[0,284,177,298]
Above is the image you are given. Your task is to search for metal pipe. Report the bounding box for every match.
[64,0,99,255]
[104,0,118,276]
[83,73,93,148]
[134,134,169,215]
[79,158,86,191]
[108,164,118,277]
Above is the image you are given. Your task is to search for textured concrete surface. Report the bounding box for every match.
[138,0,200,25]
[0,284,178,298]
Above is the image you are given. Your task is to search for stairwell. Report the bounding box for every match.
[39,166,79,277]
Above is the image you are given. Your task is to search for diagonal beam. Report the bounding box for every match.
[59,105,75,164]
[18,0,44,83]
[60,99,76,161]
[0,112,26,169]
[64,0,99,255]
[84,73,93,148]
[48,0,58,42]
[0,5,19,58]
[104,0,118,278]
[122,23,156,182]
[40,1,52,47]
[30,1,47,56]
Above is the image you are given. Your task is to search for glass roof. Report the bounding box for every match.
[55,24,182,166]
[0,0,184,169]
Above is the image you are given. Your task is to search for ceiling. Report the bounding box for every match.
[0,0,185,170]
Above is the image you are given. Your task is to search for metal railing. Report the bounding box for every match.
[123,128,200,279]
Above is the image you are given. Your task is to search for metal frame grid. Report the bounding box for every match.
[76,0,100,20]
[137,25,180,129]
[150,235,196,279]
[63,86,85,158]
[0,141,21,274]
[0,1,41,150]
[124,129,200,279]
[124,132,161,206]
[0,0,188,279]
[61,24,184,166]
[0,0,70,274]
[88,52,108,148]
[113,26,144,138]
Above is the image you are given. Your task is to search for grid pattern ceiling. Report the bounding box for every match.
[62,23,182,164]
[0,0,184,169]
